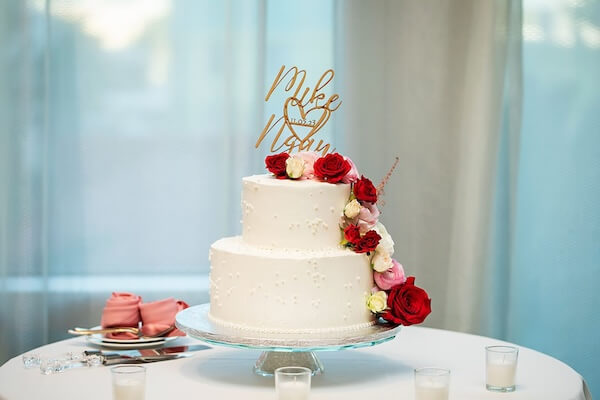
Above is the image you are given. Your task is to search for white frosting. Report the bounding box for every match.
[207,313,375,334]
[209,174,377,334]
[209,236,374,332]
[241,175,350,250]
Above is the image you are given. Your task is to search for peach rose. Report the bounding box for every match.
[297,151,320,180]
[356,202,380,233]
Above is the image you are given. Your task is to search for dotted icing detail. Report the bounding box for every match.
[207,312,376,334]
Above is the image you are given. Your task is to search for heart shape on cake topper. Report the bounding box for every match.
[256,65,342,155]
[283,97,331,151]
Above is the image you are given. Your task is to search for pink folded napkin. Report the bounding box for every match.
[139,298,189,337]
[100,292,142,339]
[100,293,189,339]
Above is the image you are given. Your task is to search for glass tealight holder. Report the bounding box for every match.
[414,367,450,400]
[486,345,518,392]
[275,366,311,400]
[111,365,146,400]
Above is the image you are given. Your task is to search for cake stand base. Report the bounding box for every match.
[176,304,402,377]
[253,351,324,376]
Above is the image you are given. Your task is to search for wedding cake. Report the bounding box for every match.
[208,152,431,334]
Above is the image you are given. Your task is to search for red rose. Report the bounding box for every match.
[382,277,431,326]
[354,176,378,203]
[354,230,381,253]
[265,152,290,178]
[344,224,361,244]
[314,153,351,183]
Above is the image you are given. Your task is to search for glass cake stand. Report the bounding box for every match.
[175,303,401,376]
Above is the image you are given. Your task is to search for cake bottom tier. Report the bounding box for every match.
[209,236,376,333]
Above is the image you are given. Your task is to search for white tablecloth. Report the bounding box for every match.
[0,327,590,400]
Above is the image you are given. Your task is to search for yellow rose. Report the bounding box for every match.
[367,291,388,313]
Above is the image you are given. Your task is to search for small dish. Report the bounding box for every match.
[84,326,180,348]
[86,336,178,349]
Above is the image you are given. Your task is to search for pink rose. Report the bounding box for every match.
[356,202,380,233]
[374,259,406,290]
[297,151,320,180]
[342,157,360,184]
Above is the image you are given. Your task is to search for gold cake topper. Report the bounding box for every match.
[255,65,341,155]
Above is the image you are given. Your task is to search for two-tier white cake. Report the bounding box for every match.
[208,174,375,333]
[206,65,431,335]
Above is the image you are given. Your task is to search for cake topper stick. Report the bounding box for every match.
[256,65,341,156]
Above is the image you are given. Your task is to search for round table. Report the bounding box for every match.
[0,327,590,400]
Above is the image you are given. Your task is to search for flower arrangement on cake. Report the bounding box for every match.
[265,151,432,327]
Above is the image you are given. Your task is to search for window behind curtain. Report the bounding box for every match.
[510,0,600,393]
[43,0,336,277]
[0,0,335,362]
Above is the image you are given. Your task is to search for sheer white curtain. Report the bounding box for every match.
[0,0,335,363]
[338,0,598,392]
[337,0,522,333]
[0,0,524,364]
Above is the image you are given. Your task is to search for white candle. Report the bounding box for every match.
[113,379,145,400]
[415,381,449,400]
[277,380,310,400]
[487,361,516,388]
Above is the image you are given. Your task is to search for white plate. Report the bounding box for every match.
[84,326,180,348]
[86,336,179,349]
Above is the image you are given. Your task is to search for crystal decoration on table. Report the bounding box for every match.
[22,345,203,375]
[22,351,103,375]
[176,64,433,375]
[22,353,42,369]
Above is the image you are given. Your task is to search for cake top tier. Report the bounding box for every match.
[241,174,350,250]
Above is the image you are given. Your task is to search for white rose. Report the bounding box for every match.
[371,248,393,272]
[373,222,395,256]
[343,199,361,219]
[285,156,305,179]
[367,291,388,313]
